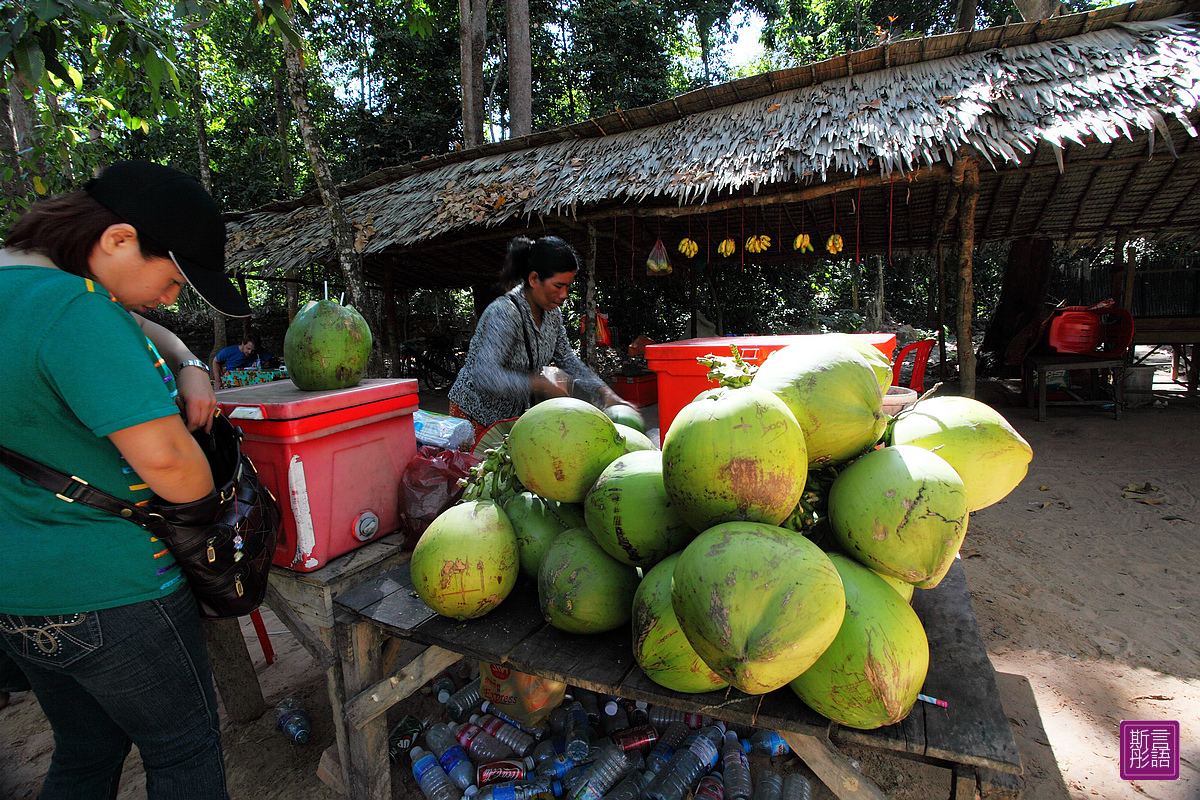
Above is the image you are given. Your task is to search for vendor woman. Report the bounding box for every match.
[449,235,634,437]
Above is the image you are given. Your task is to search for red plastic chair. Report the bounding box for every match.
[892,339,936,393]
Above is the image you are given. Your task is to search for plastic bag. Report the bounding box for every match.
[413,409,476,451]
[646,238,672,275]
[398,445,481,549]
[479,661,567,727]
[578,311,612,347]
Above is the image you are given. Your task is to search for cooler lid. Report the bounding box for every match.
[216,378,419,421]
[645,333,896,361]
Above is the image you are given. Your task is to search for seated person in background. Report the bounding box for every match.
[214,334,272,382]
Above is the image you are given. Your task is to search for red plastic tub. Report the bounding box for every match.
[607,373,658,407]
[645,334,897,435]
[217,378,419,571]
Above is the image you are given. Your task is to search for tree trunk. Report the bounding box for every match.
[281,35,381,373]
[507,0,531,138]
[584,223,598,371]
[977,237,1054,377]
[956,0,978,30]
[955,157,980,398]
[459,0,488,148]
[273,56,294,197]
[0,76,22,200]
[7,72,44,187]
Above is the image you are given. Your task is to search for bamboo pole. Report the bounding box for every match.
[956,157,981,398]
[1122,236,1137,312]
[584,223,598,371]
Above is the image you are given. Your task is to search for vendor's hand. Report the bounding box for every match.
[176,367,218,432]
[531,373,571,399]
[601,388,637,410]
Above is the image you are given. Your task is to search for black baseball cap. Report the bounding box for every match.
[86,161,251,317]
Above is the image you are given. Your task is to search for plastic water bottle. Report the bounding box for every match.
[779,774,811,800]
[476,778,563,800]
[600,768,652,800]
[453,721,516,762]
[751,771,781,800]
[644,722,688,776]
[411,746,465,800]
[474,713,538,756]
[684,723,726,751]
[721,732,751,800]
[533,734,567,763]
[427,723,477,790]
[430,675,457,704]
[643,735,719,800]
[448,679,485,722]
[548,706,569,735]
[647,707,709,730]
[693,774,724,800]
[572,744,630,800]
[576,690,602,726]
[564,701,591,760]
[627,701,649,727]
[275,698,310,744]
[537,753,579,780]
[481,701,546,736]
[602,704,629,736]
[742,732,789,757]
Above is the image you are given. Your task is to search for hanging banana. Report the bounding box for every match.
[677,238,699,258]
[744,235,772,254]
[718,238,736,257]
[793,233,814,252]
[826,233,844,254]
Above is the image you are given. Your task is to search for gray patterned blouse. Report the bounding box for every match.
[448,285,607,427]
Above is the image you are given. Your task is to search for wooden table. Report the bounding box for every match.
[1022,353,1126,421]
[331,559,1022,800]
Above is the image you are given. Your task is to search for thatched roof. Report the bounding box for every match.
[226,0,1200,290]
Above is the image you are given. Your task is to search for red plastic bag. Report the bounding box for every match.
[578,311,612,347]
[398,445,481,549]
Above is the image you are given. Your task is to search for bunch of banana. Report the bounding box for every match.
[745,234,771,253]
[677,238,699,258]
[696,344,759,388]
[458,439,524,504]
[826,233,845,254]
[792,233,815,252]
[717,238,736,257]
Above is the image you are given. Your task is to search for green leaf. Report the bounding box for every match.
[66,63,82,89]
[14,40,46,89]
[32,0,67,23]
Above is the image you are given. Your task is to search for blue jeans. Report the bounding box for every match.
[0,585,228,800]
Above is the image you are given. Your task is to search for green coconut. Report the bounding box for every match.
[503,492,576,581]
[604,404,646,433]
[671,522,845,694]
[538,528,640,633]
[890,396,1033,512]
[789,553,929,729]
[824,333,893,394]
[632,553,729,693]
[752,340,886,467]
[829,445,968,589]
[661,386,808,531]
[410,500,519,620]
[283,299,373,390]
[872,569,915,602]
[508,398,626,503]
[585,450,696,567]
[616,423,657,453]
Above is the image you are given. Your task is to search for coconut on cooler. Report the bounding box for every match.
[283,299,373,390]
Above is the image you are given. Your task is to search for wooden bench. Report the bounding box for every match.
[1022,353,1125,421]
[330,559,1022,800]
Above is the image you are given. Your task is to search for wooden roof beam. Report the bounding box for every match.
[1102,162,1145,230]
[1029,166,1067,236]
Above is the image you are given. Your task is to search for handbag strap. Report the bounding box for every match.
[0,443,169,536]
[507,294,536,372]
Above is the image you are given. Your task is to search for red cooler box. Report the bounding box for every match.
[645,334,896,435]
[216,378,419,571]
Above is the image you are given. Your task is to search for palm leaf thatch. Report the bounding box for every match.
[226,2,1200,289]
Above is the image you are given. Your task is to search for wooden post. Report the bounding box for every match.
[874,254,885,328]
[384,270,400,379]
[937,245,947,379]
[1122,238,1137,313]
[956,157,981,398]
[584,223,598,371]
[340,620,387,800]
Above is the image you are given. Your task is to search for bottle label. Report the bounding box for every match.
[412,756,439,783]
[683,713,705,728]
[614,724,658,752]
[456,723,481,748]
[438,745,468,773]
[477,760,528,786]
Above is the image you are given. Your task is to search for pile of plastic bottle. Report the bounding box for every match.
[403,668,840,800]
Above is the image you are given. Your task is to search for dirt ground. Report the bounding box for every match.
[2,364,1197,800]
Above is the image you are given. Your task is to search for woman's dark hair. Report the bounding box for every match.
[3,190,171,277]
[499,235,579,289]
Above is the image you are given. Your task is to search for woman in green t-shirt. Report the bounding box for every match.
[0,161,252,800]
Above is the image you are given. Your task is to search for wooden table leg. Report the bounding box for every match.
[339,619,388,800]
[202,617,266,723]
[1037,368,1047,422]
[951,763,978,799]
[778,731,889,800]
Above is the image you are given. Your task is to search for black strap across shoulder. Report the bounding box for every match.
[508,293,536,372]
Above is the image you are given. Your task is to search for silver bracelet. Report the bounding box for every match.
[178,359,211,374]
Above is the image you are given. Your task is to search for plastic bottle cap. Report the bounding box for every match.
[604,700,619,715]
[438,690,453,703]
[470,714,481,723]
[742,740,751,754]
[464,786,479,797]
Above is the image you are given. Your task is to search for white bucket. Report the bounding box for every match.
[1121,364,1157,409]
[883,386,918,416]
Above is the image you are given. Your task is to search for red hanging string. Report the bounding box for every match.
[613,209,619,290]
[630,214,635,280]
[740,187,746,271]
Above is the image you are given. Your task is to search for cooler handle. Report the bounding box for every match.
[227,405,267,421]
